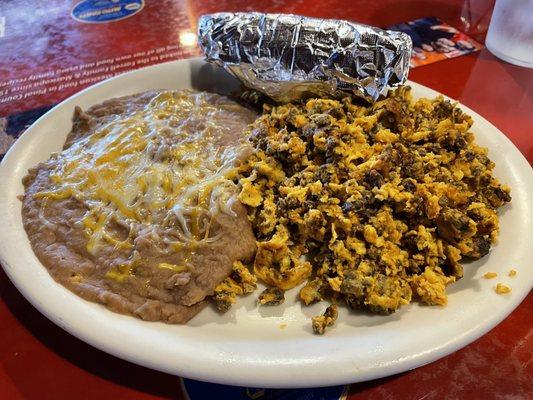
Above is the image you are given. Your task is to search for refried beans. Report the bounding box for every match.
[21,90,257,323]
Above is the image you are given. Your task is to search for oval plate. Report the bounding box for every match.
[0,59,532,388]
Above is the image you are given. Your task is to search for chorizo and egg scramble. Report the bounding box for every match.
[22,87,510,333]
[217,86,510,333]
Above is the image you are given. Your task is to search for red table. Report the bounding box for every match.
[0,1,531,399]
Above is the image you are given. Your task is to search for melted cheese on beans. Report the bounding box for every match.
[36,91,249,256]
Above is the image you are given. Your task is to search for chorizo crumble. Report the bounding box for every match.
[258,287,285,305]
[217,86,511,333]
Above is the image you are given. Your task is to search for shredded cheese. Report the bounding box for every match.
[35,91,250,276]
[158,263,188,273]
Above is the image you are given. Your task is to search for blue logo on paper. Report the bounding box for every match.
[72,0,144,24]
[181,378,348,400]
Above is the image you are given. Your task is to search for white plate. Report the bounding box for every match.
[0,59,532,388]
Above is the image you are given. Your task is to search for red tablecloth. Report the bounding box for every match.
[0,1,531,398]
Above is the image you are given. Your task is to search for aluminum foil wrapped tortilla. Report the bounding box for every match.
[198,12,412,102]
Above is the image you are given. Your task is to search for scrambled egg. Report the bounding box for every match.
[258,287,285,305]
[236,86,510,333]
[312,305,338,335]
[495,283,511,294]
[214,261,257,312]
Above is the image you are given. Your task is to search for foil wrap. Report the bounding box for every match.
[198,12,412,102]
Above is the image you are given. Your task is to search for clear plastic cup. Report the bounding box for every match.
[485,0,533,68]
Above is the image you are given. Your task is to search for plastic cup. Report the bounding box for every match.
[485,0,533,68]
